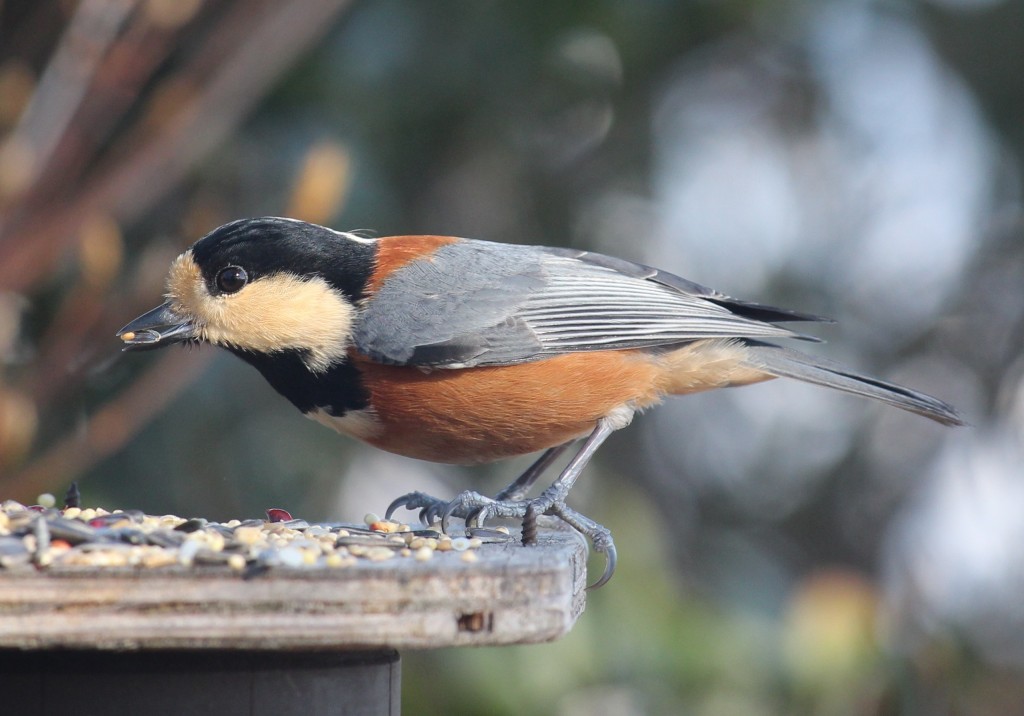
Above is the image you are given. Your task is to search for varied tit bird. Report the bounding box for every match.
[119,217,963,587]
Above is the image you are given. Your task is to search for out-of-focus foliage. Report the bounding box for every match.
[1,0,1022,714]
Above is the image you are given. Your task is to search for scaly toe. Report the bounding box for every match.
[547,502,618,589]
[587,534,617,590]
[440,491,493,534]
[421,501,447,526]
[465,505,490,529]
[385,491,446,523]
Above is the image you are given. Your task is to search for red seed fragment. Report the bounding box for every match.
[266,508,293,523]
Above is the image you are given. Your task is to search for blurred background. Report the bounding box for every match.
[1,0,1022,713]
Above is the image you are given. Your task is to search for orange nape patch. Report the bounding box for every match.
[352,350,667,464]
[367,235,460,293]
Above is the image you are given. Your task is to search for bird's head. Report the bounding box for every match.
[118,217,376,373]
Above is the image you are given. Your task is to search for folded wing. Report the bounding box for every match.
[354,241,824,368]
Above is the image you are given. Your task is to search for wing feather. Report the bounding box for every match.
[354,240,826,367]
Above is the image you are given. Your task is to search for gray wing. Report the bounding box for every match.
[353,240,825,368]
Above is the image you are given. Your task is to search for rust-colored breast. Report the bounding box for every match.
[367,235,460,293]
[353,350,667,464]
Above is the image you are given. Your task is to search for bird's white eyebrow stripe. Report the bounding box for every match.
[329,228,378,244]
[260,216,379,245]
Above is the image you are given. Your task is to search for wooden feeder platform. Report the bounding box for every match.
[0,524,588,716]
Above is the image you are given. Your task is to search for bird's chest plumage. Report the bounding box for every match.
[313,351,667,464]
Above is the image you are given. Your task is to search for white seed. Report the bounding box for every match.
[234,526,263,545]
[276,546,307,568]
[365,547,395,562]
[178,540,201,566]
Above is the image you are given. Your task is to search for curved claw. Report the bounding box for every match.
[465,504,491,529]
[587,540,617,591]
[547,501,618,590]
[421,502,444,526]
[440,500,460,535]
[386,491,449,526]
[384,494,415,521]
[440,491,498,534]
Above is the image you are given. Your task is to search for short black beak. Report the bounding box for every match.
[117,302,196,351]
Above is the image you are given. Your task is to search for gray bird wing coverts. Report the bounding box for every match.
[353,241,818,368]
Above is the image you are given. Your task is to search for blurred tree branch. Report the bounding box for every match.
[0,0,353,290]
[3,348,212,499]
[0,0,353,497]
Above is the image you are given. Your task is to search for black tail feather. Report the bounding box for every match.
[742,342,964,427]
[707,298,832,326]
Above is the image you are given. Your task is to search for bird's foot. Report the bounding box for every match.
[439,491,529,534]
[513,488,616,589]
[385,491,454,526]
[387,488,617,589]
[454,490,618,589]
[543,501,617,590]
[385,489,525,527]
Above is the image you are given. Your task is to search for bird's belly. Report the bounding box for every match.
[331,351,667,464]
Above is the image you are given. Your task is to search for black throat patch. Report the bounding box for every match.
[233,348,370,417]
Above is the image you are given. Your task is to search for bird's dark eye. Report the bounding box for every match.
[216,266,248,294]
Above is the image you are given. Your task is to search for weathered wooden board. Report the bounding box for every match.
[0,526,587,650]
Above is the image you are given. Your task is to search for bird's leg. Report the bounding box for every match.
[454,443,576,529]
[441,424,611,534]
[522,419,619,587]
[519,417,615,544]
[441,418,621,586]
[391,419,621,586]
[493,442,572,502]
[384,443,570,526]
